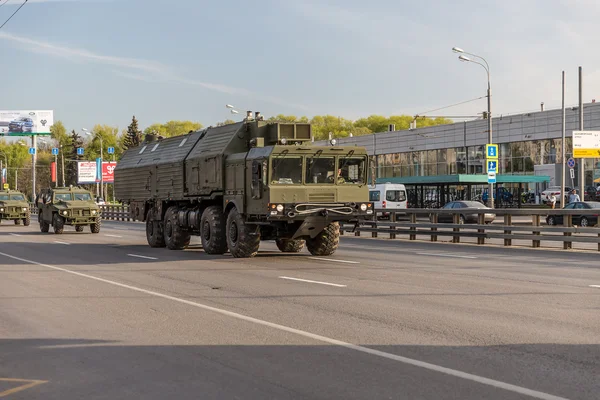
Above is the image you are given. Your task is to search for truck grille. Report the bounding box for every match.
[308,193,335,202]
[73,209,91,216]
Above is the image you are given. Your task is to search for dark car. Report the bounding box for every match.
[546,201,600,227]
[8,117,34,133]
[433,200,496,224]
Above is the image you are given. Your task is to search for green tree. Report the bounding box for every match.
[66,130,84,186]
[310,115,355,140]
[267,115,309,123]
[50,121,70,148]
[215,119,236,127]
[122,115,143,150]
[144,120,203,138]
[84,125,120,161]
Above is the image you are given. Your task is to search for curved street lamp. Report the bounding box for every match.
[453,46,494,208]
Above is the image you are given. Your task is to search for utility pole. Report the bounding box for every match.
[578,66,585,198]
[561,71,566,208]
[31,135,36,201]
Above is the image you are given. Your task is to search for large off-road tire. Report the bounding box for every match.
[306,222,340,256]
[53,213,64,234]
[226,208,260,258]
[39,217,50,233]
[75,225,84,232]
[163,206,190,250]
[14,219,21,225]
[200,205,227,254]
[23,213,30,227]
[146,214,166,248]
[276,239,305,253]
[90,218,101,234]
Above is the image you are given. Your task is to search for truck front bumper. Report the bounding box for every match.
[265,202,374,221]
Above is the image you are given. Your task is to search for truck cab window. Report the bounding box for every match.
[271,157,303,184]
[338,157,367,185]
[306,156,335,184]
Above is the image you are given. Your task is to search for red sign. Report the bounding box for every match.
[102,162,117,183]
[51,162,57,183]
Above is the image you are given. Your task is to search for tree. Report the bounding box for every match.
[65,130,83,186]
[215,119,236,127]
[143,120,203,138]
[84,125,120,161]
[122,115,143,150]
[50,120,70,148]
[309,115,355,140]
[267,115,309,123]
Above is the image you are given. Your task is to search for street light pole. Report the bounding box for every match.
[453,47,494,208]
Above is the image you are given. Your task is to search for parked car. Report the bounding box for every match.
[546,201,600,227]
[433,200,496,224]
[369,183,407,219]
[541,186,572,204]
[95,197,106,205]
[8,117,34,133]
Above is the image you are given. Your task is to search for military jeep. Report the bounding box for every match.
[0,190,31,226]
[35,186,101,234]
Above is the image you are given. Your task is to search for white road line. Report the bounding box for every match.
[589,285,600,288]
[0,250,568,400]
[279,276,347,287]
[416,252,477,259]
[9,233,21,237]
[308,257,360,264]
[104,234,123,238]
[127,254,158,260]
[54,241,70,245]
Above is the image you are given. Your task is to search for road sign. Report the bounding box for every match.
[487,160,497,172]
[573,130,600,158]
[487,171,496,183]
[107,146,115,154]
[486,144,498,159]
[77,147,84,155]
[3,183,8,190]
[51,147,59,155]
[28,147,35,155]
[570,168,575,179]
[567,157,575,168]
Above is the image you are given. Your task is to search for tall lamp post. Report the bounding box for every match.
[452,47,494,208]
[82,128,103,199]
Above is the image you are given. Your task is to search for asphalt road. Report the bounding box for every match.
[0,220,598,400]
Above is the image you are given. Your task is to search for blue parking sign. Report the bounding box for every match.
[52,148,59,155]
[107,147,115,154]
[77,147,84,155]
[28,147,35,155]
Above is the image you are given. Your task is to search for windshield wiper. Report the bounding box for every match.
[271,149,289,174]
[338,150,355,171]
[307,149,324,178]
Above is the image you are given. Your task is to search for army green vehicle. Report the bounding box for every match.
[114,116,374,258]
[0,189,31,226]
[35,186,102,234]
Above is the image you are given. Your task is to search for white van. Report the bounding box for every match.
[369,183,408,219]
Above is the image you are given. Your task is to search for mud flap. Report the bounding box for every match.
[291,217,329,240]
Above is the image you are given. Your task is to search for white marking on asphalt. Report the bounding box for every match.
[127,254,158,260]
[54,241,70,245]
[308,257,360,264]
[416,252,477,259]
[0,250,569,400]
[104,234,123,238]
[9,233,21,237]
[279,276,347,287]
[589,285,600,288]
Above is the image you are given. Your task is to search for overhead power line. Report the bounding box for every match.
[0,0,12,11]
[0,0,28,31]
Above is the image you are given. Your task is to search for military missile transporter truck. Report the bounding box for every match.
[0,189,31,226]
[114,117,374,258]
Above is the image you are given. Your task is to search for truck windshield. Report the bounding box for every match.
[74,193,92,201]
[55,193,72,201]
[338,157,366,185]
[10,194,25,201]
[306,156,336,184]
[271,157,303,184]
[0,195,8,200]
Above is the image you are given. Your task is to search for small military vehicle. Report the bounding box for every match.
[35,186,102,234]
[115,114,374,258]
[0,189,31,226]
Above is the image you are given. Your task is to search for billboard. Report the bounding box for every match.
[573,130,600,158]
[78,161,117,184]
[0,110,54,136]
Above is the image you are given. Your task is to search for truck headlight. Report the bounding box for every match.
[276,204,284,212]
[63,211,68,216]
[0,208,4,212]
[92,210,97,215]
[22,207,28,211]
[360,203,367,211]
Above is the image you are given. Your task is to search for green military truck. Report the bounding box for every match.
[35,186,102,234]
[0,189,31,226]
[114,117,374,258]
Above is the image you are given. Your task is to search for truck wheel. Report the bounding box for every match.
[146,216,165,248]
[14,219,21,225]
[200,205,227,254]
[226,208,260,258]
[163,206,190,250]
[276,239,305,253]
[23,213,30,226]
[306,222,340,256]
[90,218,101,234]
[53,214,64,234]
[39,218,50,233]
[75,225,84,232]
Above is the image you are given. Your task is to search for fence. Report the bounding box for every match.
[341,208,600,251]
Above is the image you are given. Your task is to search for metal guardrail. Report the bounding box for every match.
[341,208,600,251]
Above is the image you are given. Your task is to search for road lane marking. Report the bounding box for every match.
[416,252,477,259]
[279,276,347,287]
[308,257,360,264]
[589,285,600,288]
[0,378,48,397]
[0,250,568,400]
[127,254,158,260]
[54,241,70,245]
[9,233,21,237]
[104,234,123,238]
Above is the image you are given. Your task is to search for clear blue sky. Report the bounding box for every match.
[1,0,599,133]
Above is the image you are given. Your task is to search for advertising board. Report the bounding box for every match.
[573,130,600,158]
[0,110,54,136]
[78,161,118,184]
